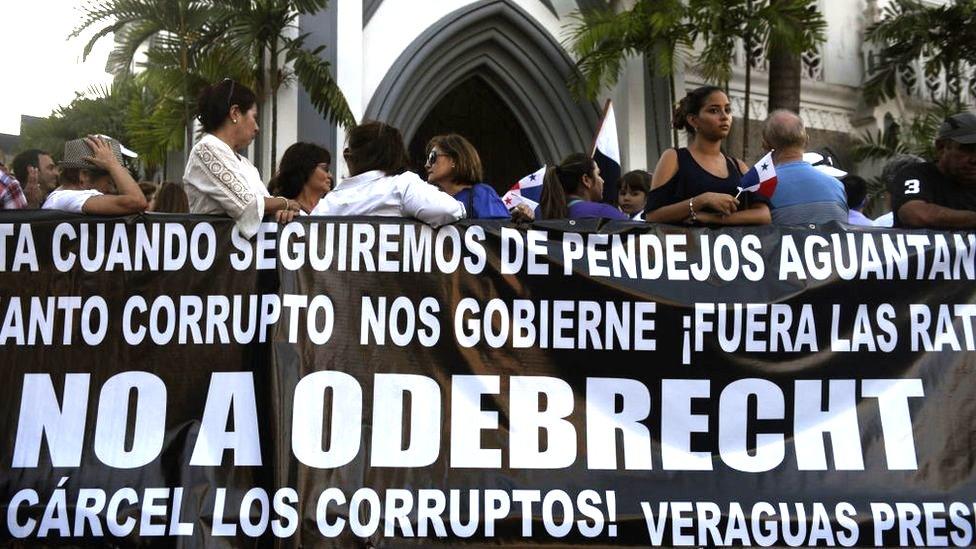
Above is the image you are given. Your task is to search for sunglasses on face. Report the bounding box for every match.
[426,150,449,167]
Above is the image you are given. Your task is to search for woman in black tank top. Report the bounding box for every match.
[645,86,771,226]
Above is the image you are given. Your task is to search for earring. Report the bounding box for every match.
[233,119,239,124]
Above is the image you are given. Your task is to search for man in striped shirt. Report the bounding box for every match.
[0,168,27,210]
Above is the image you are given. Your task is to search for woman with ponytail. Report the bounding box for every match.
[183,79,301,237]
[538,153,628,220]
[645,86,771,225]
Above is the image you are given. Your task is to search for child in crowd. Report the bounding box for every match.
[618,169,651,220]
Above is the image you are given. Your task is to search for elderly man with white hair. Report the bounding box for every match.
[761,109,848,226]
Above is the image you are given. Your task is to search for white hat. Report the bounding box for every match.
[803,152,847,178]
[94,134,138,158]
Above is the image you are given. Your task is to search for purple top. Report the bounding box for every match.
[567,199,629,220]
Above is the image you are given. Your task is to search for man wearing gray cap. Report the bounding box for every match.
[888,112,976,229]
[41,136,147,215]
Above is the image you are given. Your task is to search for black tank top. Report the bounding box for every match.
[646,148,756,212]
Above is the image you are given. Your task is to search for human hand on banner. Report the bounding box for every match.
[276,209,297,224]
[510,202,535,223]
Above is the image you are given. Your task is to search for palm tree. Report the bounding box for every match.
[566,0,693,146]
[851,100,965,163]
[74,0,354,176]
[124,43,255,177]
[763,0,826,114]
[692,0,824,157]
[215,0,356,174]
[72,0,224,163]
[568,0,824,159]
[863,0,976,105]
[687,0,760,158]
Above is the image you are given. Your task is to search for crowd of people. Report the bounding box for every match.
[2,80,974,237]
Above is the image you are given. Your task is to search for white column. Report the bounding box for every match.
[610,54,649,171]
[334,0,364,179]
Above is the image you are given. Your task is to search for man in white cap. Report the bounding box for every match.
[889,112,976,229]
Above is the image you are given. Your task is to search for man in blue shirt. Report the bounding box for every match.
[761,110,848,226]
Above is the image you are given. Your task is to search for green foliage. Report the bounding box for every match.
[864,0,976,105]
[566,0,826,100]
[290,39,355,127]
[69,0,352,170]
[19,82,134,162]
[212,0,353,172]
[565,0,692,101]
[851,100,966,162]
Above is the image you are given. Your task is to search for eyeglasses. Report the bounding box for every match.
[426,150,449,167]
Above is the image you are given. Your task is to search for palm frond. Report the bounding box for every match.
[289,41,356,127]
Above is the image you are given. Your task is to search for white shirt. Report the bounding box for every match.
[873,211,894,228]
[42,189,103,214]
[183,133,269,238]
[310,170,465,227]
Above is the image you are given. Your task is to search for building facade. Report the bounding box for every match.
[265,0,957,189]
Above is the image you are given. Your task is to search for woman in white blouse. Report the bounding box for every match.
[310,121,464,226]
[183,79,300,237]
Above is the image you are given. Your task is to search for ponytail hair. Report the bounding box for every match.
[196,79,257,133]
[672,85,724,137]
[539,152,596,219]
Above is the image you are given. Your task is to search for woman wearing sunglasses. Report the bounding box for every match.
[183,79,301,238]
[311,121,464,226]
[425,134,509,220]
[270,142,333,214]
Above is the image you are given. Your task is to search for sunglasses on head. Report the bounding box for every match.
[222,78,235,110]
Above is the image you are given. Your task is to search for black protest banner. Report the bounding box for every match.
[1,212,975,547]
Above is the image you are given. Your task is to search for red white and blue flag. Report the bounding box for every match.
[737,151,778,199]
[501,165,546,210]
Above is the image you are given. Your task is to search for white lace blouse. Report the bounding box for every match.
[183,133,269,238]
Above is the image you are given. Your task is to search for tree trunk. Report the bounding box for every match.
[182,45,193,167]
[743,43,752,161]
[767,40,802,113]
[669,74,678,147]
[742,0,753,161]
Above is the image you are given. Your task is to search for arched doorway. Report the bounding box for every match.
[365,0,600,189]
[408,77,537,193]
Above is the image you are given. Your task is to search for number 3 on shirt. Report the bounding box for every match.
[904,179,921,195]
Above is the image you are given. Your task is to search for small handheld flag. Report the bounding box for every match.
[736,151,778,199]
[501,165,546,211]
[591,100,621,204]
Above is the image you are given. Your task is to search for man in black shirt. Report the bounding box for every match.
[888,112,976,229]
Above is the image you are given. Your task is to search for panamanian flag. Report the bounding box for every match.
[501,165,546,210]
[592,100,621,204]
[737,151,778,199]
